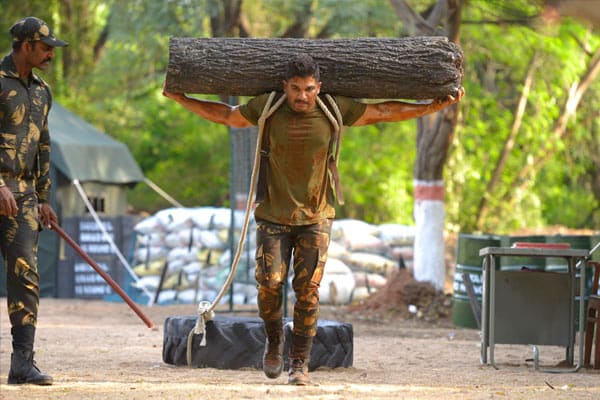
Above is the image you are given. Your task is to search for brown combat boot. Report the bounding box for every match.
[288,333,313,385]
[262,319,284,379]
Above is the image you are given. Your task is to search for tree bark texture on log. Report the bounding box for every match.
[166,36,463,99]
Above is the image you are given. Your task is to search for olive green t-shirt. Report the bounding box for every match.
[239,93,366,225]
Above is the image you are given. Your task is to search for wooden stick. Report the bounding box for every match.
[50,221,155,329]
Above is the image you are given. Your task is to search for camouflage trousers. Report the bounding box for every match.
[254,218,332,337]
[0,192,40,328]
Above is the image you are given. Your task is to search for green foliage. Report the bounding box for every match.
[337,122,417,224]
[450,6,600,233]
[242,0,401,38]
[2,0,598,231]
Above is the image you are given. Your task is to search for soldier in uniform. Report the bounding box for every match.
[0,16,67,385]
[163,54,463,385]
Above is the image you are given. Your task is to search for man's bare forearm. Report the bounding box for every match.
[353,87,464,126]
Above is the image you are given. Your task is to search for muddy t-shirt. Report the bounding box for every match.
[239,93,366,225]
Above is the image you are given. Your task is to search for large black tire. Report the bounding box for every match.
[163,315,353,371]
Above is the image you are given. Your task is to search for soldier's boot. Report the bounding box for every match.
[8,325,53,385]
[262,319,285,379]
[288,333,313,386]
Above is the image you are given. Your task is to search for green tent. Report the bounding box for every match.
[50,103,144,217]
[1,103,144,297]
[50,103,143,182]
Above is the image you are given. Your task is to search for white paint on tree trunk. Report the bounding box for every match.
[413,180,445,291]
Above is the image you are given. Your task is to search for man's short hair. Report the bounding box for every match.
[285,54,320,81]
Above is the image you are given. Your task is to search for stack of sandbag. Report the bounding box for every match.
[130,208,416,306]
[323,219,415,303]
[131,207,257,305]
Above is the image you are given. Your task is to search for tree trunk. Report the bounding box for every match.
[391,0,463,292]
[166,36,463,99]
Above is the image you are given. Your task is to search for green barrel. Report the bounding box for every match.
[545,234,591,271]
[545,235,593,330]
[452,233,502,329]
[500,235,547,271]
[591,234,600,262]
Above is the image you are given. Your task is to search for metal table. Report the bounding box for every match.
[479,246,589,371]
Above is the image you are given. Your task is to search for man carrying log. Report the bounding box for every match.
[163,53,463,385]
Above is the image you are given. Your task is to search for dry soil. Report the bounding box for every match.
[0,296,599,400]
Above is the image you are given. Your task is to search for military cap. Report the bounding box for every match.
[9,16,68,47]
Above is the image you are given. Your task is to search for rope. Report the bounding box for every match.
[325,94,344,162]
[316,94,344,160]
[186,92,286,366]
[143,177,184,208]
[316,94,344,203]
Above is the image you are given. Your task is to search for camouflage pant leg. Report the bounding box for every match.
[255,221,293,324]
[0,194,40,328]
[255,219,332,337]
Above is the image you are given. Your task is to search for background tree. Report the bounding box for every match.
[1,0,597,242]
[388,0,463,290]
[448,0,600,233]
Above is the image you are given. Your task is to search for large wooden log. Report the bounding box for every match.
[166,36,463,100]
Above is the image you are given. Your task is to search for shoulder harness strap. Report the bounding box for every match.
[255,92,287,203]
[317,94,345,205]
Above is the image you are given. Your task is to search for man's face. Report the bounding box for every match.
[283,76,321,113]
[24,41,55,70]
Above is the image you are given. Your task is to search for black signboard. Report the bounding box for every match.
[57,216,134,299]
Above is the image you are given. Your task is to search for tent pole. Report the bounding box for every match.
[72,179,154,304]
[143,177,184,208]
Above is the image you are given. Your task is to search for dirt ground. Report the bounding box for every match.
[0,294,598,400]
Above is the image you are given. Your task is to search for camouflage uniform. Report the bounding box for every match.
[255,218,332,337]
[239,94,366,337]
[0,53,53,328]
